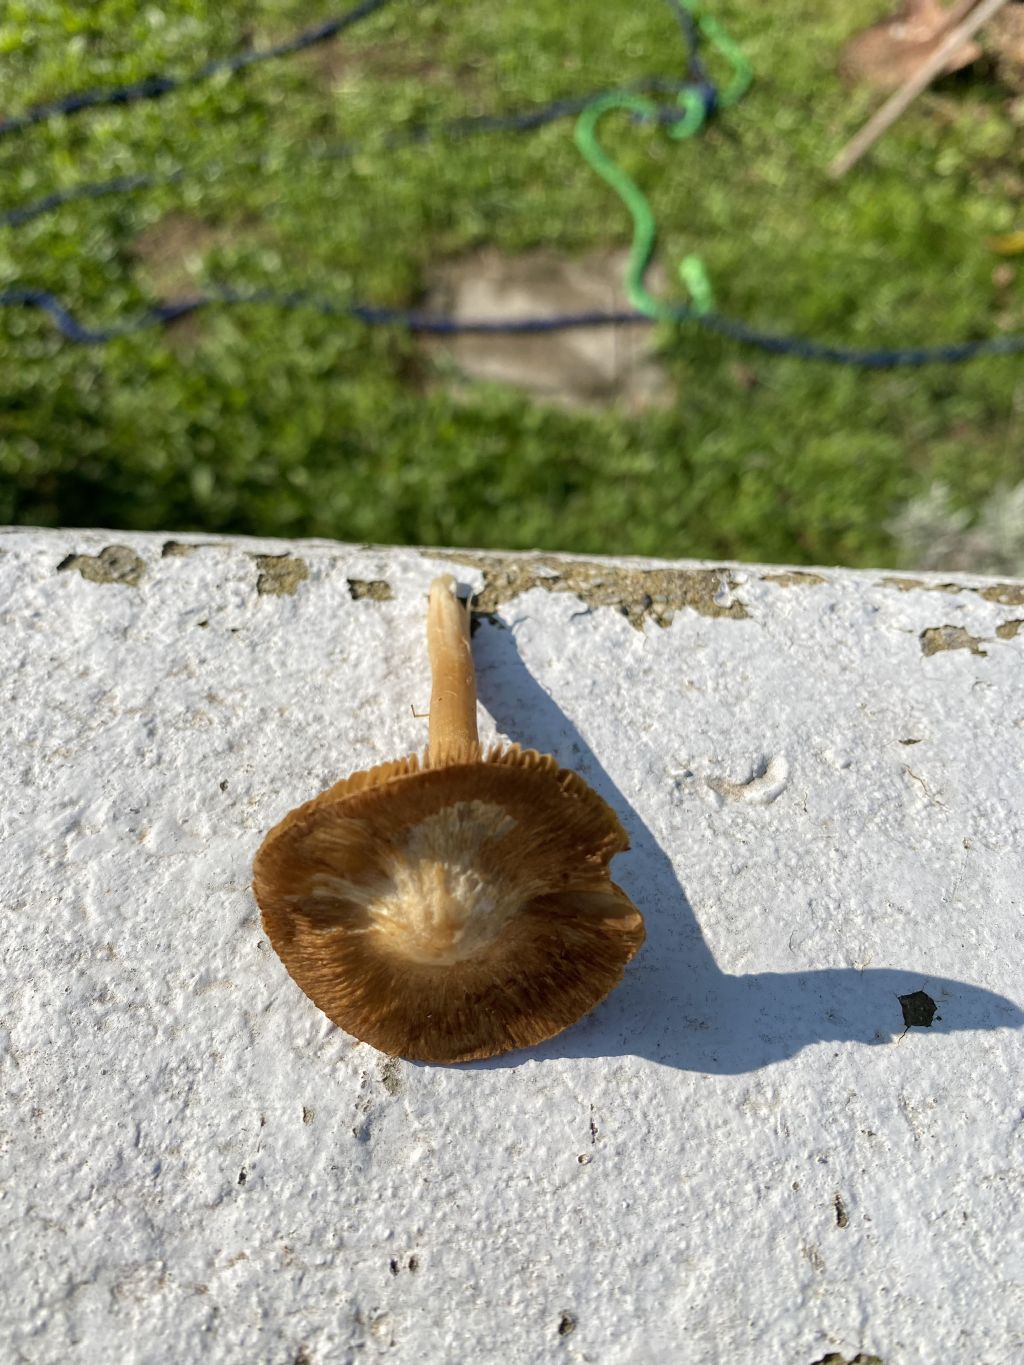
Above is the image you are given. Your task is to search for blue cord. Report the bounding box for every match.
[4,284,1022,367]
[0,0,394,138]
[1,171,185,229]
[0,78,699,230]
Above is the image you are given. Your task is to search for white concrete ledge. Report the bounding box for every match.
[2,527,1022,1365]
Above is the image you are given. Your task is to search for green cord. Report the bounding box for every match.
[698,12,752,108]
[574,2,751,322]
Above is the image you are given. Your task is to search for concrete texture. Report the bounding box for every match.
[1,527,1022,1365]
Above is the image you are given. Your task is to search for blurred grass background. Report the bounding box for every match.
[0,0,1022,566]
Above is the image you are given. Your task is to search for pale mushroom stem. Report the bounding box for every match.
[427,575,479,763]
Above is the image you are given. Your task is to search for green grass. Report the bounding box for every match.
[1,0,1022,565]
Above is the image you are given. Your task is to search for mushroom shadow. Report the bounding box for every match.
[465,616,1024,1073]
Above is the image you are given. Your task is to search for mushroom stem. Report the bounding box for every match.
[427,575,479,762]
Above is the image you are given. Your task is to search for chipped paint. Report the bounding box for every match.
[996,619,1023,640]
[761,570,826,587]
[884,575,1024,607]
[161,540,223,557]
[253,554,310,597]
[448,552,749,630]
[57,544,146,587]
[706,754,790,806]
[919,626,987,657]
[883,577,962,595]
[348,579,394,602]
[981,583,1024,606]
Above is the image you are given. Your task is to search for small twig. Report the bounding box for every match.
[944,0,986,25]
[829,0,1011,179]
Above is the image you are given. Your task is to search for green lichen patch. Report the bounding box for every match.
[981,583,1024,606]
[920,625,987,657]
[57,544,146,587]
[884,576,1024,607]
[883,576,962,594]
[348,579,394,602]
[254,554,310,596]
[761,570,826,587]
[449,553,749,631]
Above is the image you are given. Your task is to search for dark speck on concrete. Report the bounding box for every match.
[834,1193,849,1228]
[899,990,939,1029]
[557,1312,576,1338]
[812,1355,883,1365]
[58,544,146,587]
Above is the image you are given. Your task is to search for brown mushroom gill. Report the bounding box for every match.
[252,574,645,1064]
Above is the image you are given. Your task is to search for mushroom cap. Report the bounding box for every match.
[253,742,645,1063]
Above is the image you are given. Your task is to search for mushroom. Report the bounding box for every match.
[252,575,645,1063]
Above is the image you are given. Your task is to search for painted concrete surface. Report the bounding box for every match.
[1,527,1022,1365]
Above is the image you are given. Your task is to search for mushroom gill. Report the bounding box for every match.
[252,575,645,1063]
